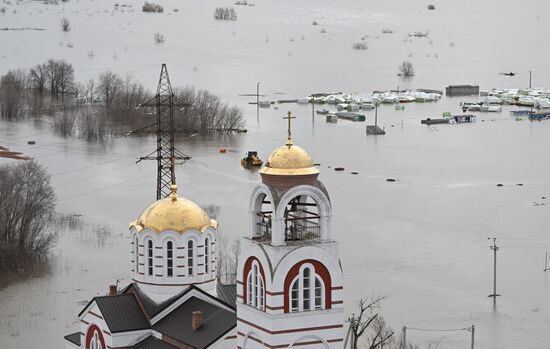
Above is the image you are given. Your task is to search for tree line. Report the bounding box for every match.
[0,60,245,139]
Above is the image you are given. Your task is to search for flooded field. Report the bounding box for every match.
[1,0,550,348]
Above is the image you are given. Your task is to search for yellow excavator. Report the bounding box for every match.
[241,151,263,167]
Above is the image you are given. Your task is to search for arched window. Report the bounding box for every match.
[246,261,264,310]
[187,240,194,277]
[289,264,325,312]
[166,241,173,277]
[204,237,210,274]
[134,237,139,273]
[91,330,103,349]
[147,240,153,276]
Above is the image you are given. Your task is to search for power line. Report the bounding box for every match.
[405,326,470,332]
[57,170,155,202]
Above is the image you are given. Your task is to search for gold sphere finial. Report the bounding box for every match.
[170,184,178,202]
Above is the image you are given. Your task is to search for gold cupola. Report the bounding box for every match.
[260,111,319,182]
[129,185,217,234]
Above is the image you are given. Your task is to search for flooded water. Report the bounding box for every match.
[2,0,550,348]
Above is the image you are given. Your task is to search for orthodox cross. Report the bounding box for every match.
[284,111,295,146]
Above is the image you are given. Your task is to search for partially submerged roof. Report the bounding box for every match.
[129,336,179,349]
[153,296,236,349]
[94,294,150,333]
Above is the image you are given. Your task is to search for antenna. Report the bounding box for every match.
[137,64,191,200]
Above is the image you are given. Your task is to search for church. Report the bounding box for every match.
[64,113,345,349]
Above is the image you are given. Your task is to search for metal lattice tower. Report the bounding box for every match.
[137,64,191,199]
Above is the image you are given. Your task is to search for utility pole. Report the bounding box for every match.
[375,103,378,126]
[467,325,475,349]
[488,237,500,298]
[529,71,532,89]
[402,326,406,349]
[256,81,260,122]
[137,64,191,200]
[311,96,315,124]
[544,252,549,272]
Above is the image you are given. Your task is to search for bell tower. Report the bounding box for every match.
[236,112,345,349]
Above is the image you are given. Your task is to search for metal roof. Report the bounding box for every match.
[153,296,236,349]
[129,336,179,349]
[94,294,150,333]
[216,283,237,307]
[64,332,81,346]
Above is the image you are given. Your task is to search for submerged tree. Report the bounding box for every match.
[0,69,26,120]
[0,161,57,272]
[398,61,415,77]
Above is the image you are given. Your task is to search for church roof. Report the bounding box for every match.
[260,143,319,176]
[64,332,80,346]
[94,294,150,333]
[216,283,237,306]
[71,284,236,348]
[129,336,179,349]
[152,296,236,349]
[129,185,217,234]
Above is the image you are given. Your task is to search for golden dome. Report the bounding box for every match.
[260,142,319,176]
[129,186,217,234]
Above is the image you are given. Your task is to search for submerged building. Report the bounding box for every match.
[65,119,345,349]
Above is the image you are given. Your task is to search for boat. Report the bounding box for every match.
[335,112,366,122]
[316,109,329,115]
[241,151,263,167]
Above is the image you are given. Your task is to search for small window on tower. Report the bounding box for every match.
[205,238,210,274]
[166,241,173,277]
[147,240,153,276]
[187,240,194,277]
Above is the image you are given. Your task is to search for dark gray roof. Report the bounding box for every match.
[217,283,237,307]
[64,332,81,346]
[94,294,150,333]
[129,336,179,349]
[153,296,236,349]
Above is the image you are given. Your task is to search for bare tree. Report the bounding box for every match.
[53,110,75,136]
[347,297,394,349]
[60,17,71,32]
[57,60,74,97]
[97,71,123,109]
[0,161,56,272]
[86,79,95,104]
[398,61,415,77]
[0,69,26,119]
[214,7,237,20]
[154,33,165,44]
[46,59,60,96]
[28,63,48,96]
